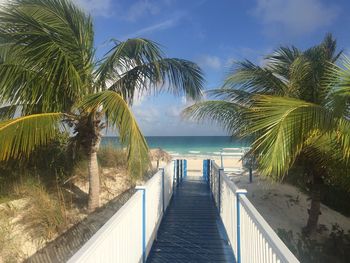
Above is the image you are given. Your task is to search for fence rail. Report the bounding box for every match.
[68,163,175,263]
[209,161,299,263]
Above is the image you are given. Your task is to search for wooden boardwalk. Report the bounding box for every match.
[147,176,235,263]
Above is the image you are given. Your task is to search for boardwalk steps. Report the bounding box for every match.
[147,177,235,263]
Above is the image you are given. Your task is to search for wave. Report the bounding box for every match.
[189,151,200,154]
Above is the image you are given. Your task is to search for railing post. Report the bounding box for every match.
[220,151,223,168]
[159,168,165,214]
[180,159,183,182]
[236,189,247,263]
[184,159,187,178]
[249,167,253,183]
[218,168,223,213]
[136,186,147,263]
[207,159,211,186]
[176,159,179,187]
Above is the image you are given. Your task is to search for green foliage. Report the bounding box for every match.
[0,113,64,162]
[0,0,204,179]
[97,38,204,104]
[185,34,350,180]
[0,0,94,113]
[80,91,150,178]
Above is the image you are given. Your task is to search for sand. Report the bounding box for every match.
[230,172,350,238]
[176,155,242,174]
[180,156,350,239]
[2,155,349,262]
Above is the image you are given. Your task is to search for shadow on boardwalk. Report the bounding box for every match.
[25,188,135,263]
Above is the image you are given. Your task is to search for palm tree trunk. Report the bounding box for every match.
[304,172,323,235]
[87,137,101,212]
[75,113,104,212]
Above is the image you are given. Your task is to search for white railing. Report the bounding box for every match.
[210,161,299,263]
[68,163,174,263]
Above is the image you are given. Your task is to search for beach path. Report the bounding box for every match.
[147,176,235,263]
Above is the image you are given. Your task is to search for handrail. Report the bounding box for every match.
[209,161,299,263]
[68,162,175,263]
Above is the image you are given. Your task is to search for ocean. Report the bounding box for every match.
[101,136,250,157]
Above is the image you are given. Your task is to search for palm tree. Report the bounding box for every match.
[184,34,350,234]
[0,0,204,212]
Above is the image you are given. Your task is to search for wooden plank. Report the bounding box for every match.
[147,177,235,263]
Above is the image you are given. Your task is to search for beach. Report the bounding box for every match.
[168,155,350,240]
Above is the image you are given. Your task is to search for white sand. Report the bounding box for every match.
[175,155,242,176]
[177,156,350,238]
[230,172,350,238]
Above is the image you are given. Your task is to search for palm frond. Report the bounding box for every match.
[266,46,300,78]
[183,100,246,136]
[329,56,350,98]
[79,90,150,178]
[246,96,335,178]
[0,112,63,161]
[0,0,94,112]
[97,38,204,103]
[107,58,204,103]
[0,105,17,120]
[96,38,163,88]
[224,60,288,95]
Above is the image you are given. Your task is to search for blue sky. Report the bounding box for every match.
[75,0,350,136]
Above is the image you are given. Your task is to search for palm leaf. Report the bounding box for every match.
[97,38,204,103]
[96,38,163,88]
[224,60,288,95]
[246,95,335,178]
[266,46,300,78]
[79,90,150,178]
[0,0,94,112]
[0,105,17,120]
[183,100,246,136]
[0,112,63,161]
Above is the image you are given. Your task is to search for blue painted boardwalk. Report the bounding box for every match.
[147,176,235,263]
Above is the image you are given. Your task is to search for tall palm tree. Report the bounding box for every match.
[184,34,350,234]
[0,0,204,212]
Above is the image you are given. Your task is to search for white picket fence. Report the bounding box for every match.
[210,161,299,263]
[68,163,174,263]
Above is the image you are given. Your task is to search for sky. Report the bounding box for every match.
[73,0,350,135]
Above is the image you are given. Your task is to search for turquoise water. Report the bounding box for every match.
[102,136,249,157]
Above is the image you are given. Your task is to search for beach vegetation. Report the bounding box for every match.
[185,34,350,234]
[0,0,203,212]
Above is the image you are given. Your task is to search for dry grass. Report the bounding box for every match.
[0,207,24,262]
[13,179,70,241]
[0,144,144,261]
[97,146,128,169]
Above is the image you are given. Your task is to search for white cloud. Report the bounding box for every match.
[73,0,114,17]
[251,0,339,36]
[122,12,185,38]
[125,18,177,38]
[197,55,222,70]
[133,105,160,123]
